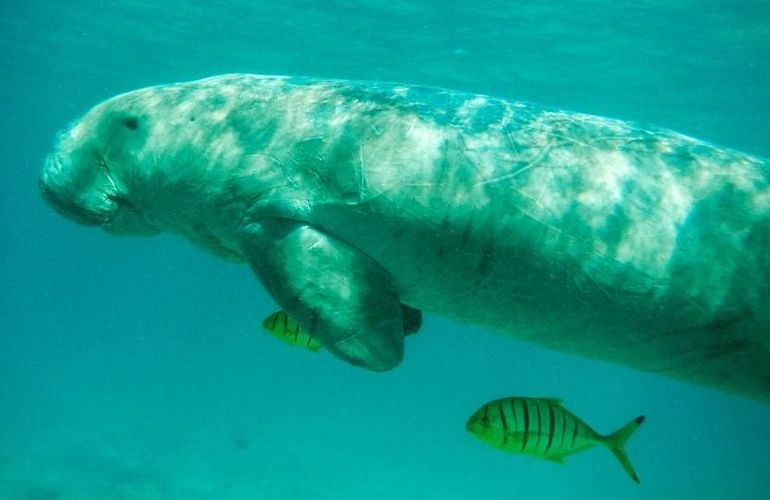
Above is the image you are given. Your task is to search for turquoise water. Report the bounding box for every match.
[3,1,770,498]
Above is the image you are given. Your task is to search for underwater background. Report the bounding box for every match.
[2,1,770,498]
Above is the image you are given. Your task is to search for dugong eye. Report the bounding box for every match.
[123,117,139,130]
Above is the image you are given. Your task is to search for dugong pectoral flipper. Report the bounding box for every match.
[242,218,405,370]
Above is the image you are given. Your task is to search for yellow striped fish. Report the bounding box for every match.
[466,397,645,483]
[261,305,422,352]
[261,311,322,351]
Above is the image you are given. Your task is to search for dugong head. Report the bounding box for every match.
[39,96,160,236]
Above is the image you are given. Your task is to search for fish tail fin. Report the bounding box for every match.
[603,415,645,483]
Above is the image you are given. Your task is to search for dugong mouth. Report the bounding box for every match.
[39,152,120,227]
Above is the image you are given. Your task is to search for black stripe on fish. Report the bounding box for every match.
[498,401,508,431]
[270,313,280,330]
[293,322,300,340]
[282,313,289,336]
[559,407,568,453]
[481,404,490,427]
[546,405,555,453]
[522,399,530,452]
[571,415,579,448]
[497,402,508,444]
[534,400,542,452]
[509,399,518,432]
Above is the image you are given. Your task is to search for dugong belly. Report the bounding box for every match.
[39,74,770,403]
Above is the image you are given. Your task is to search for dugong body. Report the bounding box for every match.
[40,75,770,402]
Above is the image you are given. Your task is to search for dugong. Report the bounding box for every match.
[39,75,770,403]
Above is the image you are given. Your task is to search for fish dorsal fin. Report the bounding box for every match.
[540,398,563,406]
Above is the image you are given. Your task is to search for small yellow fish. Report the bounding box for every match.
[261,305,422,352]
[466,397,645,483]
[262,311,322,351]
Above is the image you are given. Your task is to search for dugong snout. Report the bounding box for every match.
[40,138,160,237]
[39,152,120,227]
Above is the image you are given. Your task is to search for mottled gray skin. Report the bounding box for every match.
[40,75,770,402]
